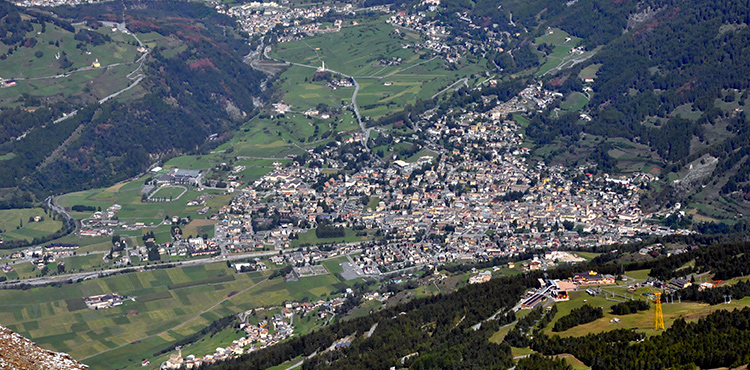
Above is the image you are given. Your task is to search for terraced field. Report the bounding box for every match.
[0,261,362,369]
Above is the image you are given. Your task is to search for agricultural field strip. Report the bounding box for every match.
[1,249,278,288]
[80,276,269,360]
[352,55,439,79]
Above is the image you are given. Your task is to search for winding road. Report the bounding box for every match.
[258,45,370,143]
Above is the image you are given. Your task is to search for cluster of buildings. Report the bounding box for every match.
[83,293,129,310]
[387,6,510,64]
[155,169,203,187]
[469,270,492,284]
[0,78,16,88]
[1,30,688,290]
[244,312,294,349]
[79,204,121,237]
[523,251,586,271]
[232,259,267,273]
[486,83,563,118]
[363,291,393,301]
[222,2,356,37]
[14,0,108,7]
[186,237,220,257]
[207,85,689,275]
[520,271,615,309]
[326,78,353,90]
[518,83,564,110]
[1,244,79,271]
[388,10,448,37]
[161,298,349,369]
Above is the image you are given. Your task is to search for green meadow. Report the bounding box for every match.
[272,16,489,120]
[0,208,63,242]
[0,260,364,369]
[58,176,234,227]
[0,22,147,108]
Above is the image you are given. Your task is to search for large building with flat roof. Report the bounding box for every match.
[156,168,203,186]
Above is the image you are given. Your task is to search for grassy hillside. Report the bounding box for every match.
[0,208,62,242]
[0,260,362,369]
[272,16,488,120]
[0,0,267,205]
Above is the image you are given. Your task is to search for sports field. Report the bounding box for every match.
[149,186,186,201]
[58,176,233,227]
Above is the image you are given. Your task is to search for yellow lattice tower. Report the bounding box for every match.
[653,291,665,330]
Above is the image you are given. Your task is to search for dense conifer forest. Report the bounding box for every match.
[206,239,750,370]
[0,0,266,200]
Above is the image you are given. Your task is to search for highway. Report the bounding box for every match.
[0,249,279,288]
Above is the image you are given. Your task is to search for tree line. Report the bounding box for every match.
[532,307,750,370]
[552,304,602,332]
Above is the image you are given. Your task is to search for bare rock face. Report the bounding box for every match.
[0,325,88,370]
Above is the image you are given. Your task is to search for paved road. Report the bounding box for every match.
[366,322,378,338]
[99,48,149,104]
[46,196,75,230]
[284,350,318,370]
[430,77,469,99]
[542,51,596,76]
[0,249,280,288]
[259,46,370,143]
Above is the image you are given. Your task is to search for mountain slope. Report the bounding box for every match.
[0,0,266,199]
[484,0,750,219]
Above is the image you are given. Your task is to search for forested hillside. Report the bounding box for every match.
[206,240,750,370]
[534,308,750,370]
[0,0,266,200]
[528,0,750,161]
[446,0,750,218]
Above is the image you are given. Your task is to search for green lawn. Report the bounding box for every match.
[540,287,750,340]
[0,153,17,161]
[363,196,380,212]
[0,257,364,369]
[150,186,186,200]
[290,228,371,247]
[553,354,589,370]
[272,16,489,121]
[578,63,602,80]
[560,92,589,112]
[321,256,347,275]
[624,269,652,281]
[0,208,63,242]
[173,324,244,360]
[574,251,600,261]
[65,253,107,272]
[0,23,144,108]
[58,176,234,230]
[218,117,306,159]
